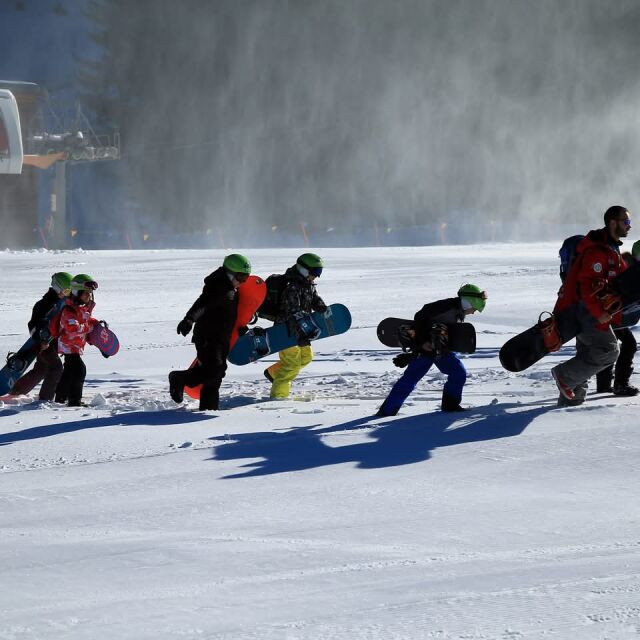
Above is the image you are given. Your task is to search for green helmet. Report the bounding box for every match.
[632,240,640,261]
[223,254,251,275]
[71,274,98,295]
[51,272,73,295]
[296,253,324,277]
[457,283,487,312]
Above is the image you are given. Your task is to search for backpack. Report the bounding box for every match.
[559,235,584,282]
[256,274,289,320]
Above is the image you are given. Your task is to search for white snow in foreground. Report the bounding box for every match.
[1,245,639,640]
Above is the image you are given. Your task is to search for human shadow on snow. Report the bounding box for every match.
[211,400,553,478]
[0,409,211,445]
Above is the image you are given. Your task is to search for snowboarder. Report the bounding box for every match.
[9,272,72,400]
[262,253,327,399]
[376,284,487,417]
[560,235,638,396]
[50,274,99,407]
[169,254,252,411]
[551,206,631,406]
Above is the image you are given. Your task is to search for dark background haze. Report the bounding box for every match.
[2,0,640,246]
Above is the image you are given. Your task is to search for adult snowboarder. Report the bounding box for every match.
[50,274,99,407]
[376,284,487,417]
[560,236,638,396]
[262,253,327,399]
[551,206,631,406]
[169,254,252,410]
[9,272,72,400]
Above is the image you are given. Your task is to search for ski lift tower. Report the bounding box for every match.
[0,81,120,249]
[33,94,121,249]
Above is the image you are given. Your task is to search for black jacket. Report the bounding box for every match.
[29,288,60,332]
[275,266,326,323]
[186,268,239,352]
[413,297,465,350]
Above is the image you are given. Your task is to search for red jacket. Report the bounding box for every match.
[554,228,626,330]
[49,298,97,355]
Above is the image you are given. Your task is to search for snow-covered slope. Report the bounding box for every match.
[1,245,638,640]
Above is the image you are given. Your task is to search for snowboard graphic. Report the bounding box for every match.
[185,275,267,399]
[0,299,65,395]
[87,321,120,357]
[377,318,476,354]
[499,260,640,372]
[227,303,352,365]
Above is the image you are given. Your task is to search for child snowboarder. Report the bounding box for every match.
[50,274,99,407]
[10,272,72,400]
[376,284,487,416]
[169,254,252,411]
[261,253,327,399]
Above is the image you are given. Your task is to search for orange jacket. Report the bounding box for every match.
[554,228,626,330]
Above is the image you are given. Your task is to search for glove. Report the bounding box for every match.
[238,326,249,336]
[177,317,193,336]
[252,326,267,336]
[393,352,416,368]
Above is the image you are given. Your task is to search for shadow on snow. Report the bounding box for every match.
[0,409,211,445]
[210,400,553,478]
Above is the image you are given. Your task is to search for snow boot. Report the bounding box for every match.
[168,371,185,403]
[613,382,639,397]
[441,393,466,412]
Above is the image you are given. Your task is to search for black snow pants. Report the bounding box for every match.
[182,340,227,411]
[55,354,87,406]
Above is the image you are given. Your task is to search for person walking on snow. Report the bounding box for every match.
[9,272,72,400]
[169,254,252,411]
[263,253,327,399]
[50,274,99,407]
[594,249,638,396]
[551,206,631,406]
[376,283,487,417]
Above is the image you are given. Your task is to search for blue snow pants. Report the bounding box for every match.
[379,352,467,415]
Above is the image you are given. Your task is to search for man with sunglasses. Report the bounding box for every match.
[169,254,251,411]
[263,253,327,399]
[551,206,632,406]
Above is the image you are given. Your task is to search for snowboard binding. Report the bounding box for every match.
[537,312,562,353]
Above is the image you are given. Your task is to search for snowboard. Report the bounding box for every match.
[376,318,476,354]
[0,299,65,396]
[227,303,352,365]
[499,260,640,372]
[87,321,120,357]
[184,275,267,399]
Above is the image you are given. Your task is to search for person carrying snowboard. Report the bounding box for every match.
[560,235,638,396]
[551,206,631,406]
[50,274,99,407]
[169,254,252,411]
[261,253,327,399]
[9,272,72,400]
[376,284,487,417]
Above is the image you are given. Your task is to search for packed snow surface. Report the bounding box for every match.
[1,245,639,640]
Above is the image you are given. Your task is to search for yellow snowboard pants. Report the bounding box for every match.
[266,345,313,398]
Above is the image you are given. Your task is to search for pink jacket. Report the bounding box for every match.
[50,298,97,355]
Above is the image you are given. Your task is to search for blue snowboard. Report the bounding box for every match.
[0,299,65,395]
[228,303,352,365]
